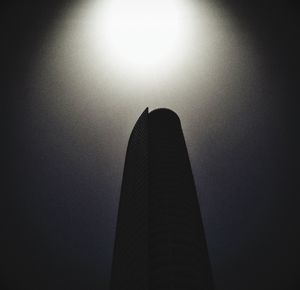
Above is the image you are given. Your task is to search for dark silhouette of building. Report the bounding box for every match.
[110,108,213,290]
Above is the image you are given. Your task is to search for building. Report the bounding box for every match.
[110,108,213,290]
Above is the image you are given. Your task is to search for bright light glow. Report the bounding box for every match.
[96,0,193,78]
[32,0,257,107]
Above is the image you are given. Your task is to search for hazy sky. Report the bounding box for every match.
[3,1,298,289]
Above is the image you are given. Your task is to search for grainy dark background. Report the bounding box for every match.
[2,1,298,289]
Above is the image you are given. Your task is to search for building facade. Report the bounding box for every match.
[110,108,213,290]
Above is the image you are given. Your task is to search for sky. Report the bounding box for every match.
[3,1,298,289]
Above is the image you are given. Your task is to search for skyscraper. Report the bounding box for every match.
[110,108,213,290]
